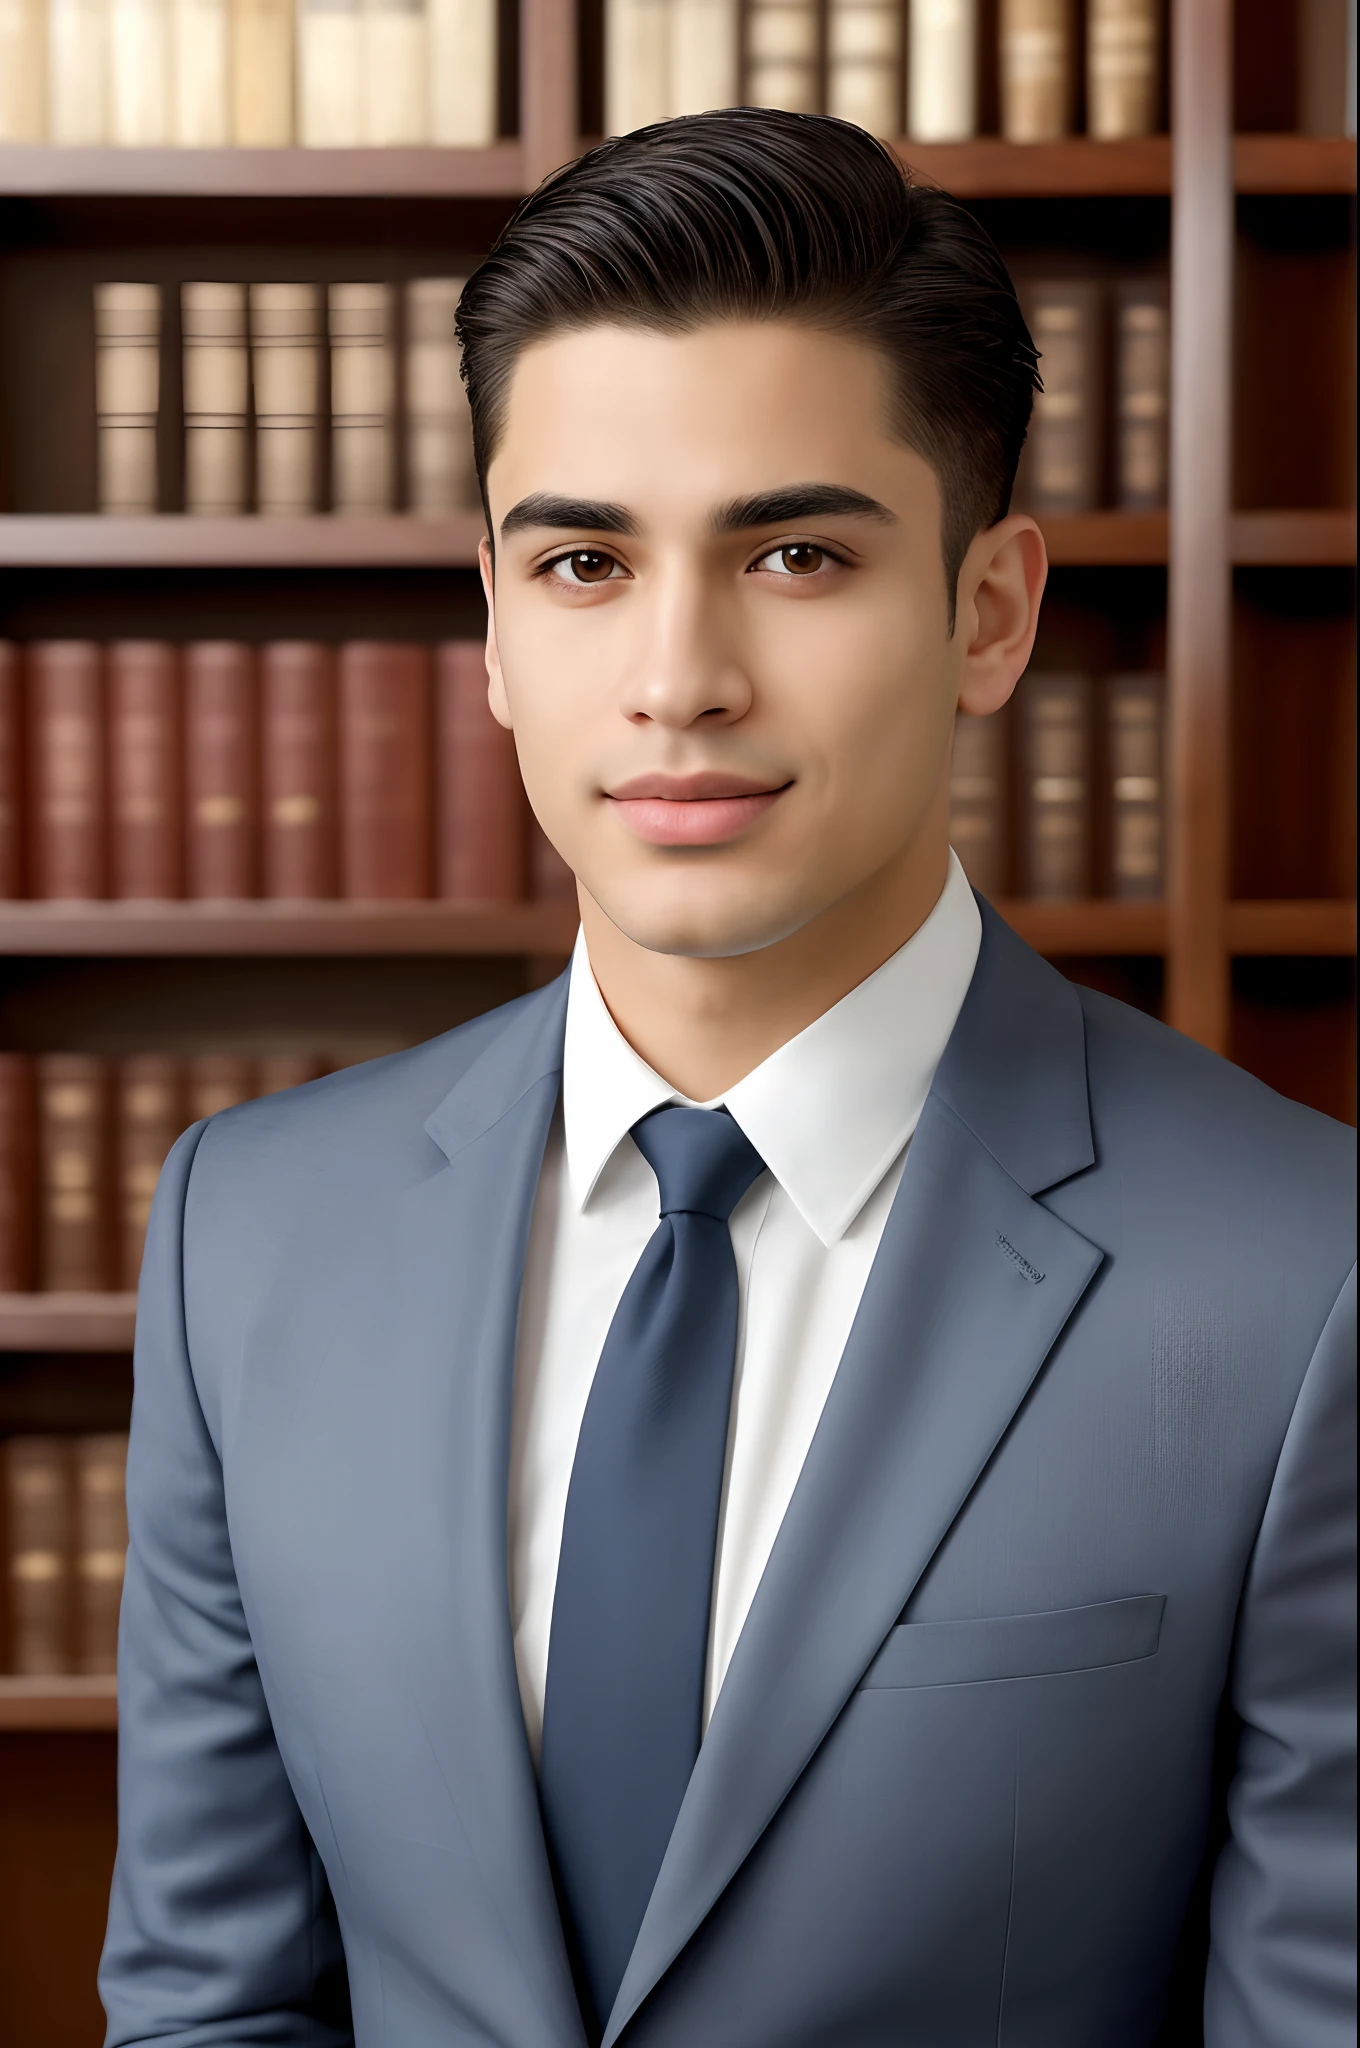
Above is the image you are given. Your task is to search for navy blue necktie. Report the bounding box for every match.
[539,1103,766,2037]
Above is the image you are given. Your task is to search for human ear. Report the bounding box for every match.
[478,533,513,731]
[954,515,1048,717]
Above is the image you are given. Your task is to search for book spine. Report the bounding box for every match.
[48,0,109,139]
[363,0,428,143]
[256,1052,330,1094]
[1106,672,1163,901]
[745,0,821,111]
[94,282,161,516]
[0,1054,36,1293]
[185,642,257,898]
[183,282,249,516]
[330,283,395,514]
[999,0,1072,141]
[338,643,433,898]
[670,0,738,114]
[0,642,22,897]
[231,0,295,141]
[186,1054,257,1119]
[109,641,182,900]
[116,1055,182,1288]
[1299,0,1355,136]
[27,642,107,900]
[109,0,173,141]
[1023,279,1102,514]
[1018,673,1093,900]
[36,1054,114,1292]
[406,278,475,517]
[827,0,901,135]
[529,818,577,903]
[260,642,337,897]
[2,1437,73,1675]
[72,1433,128,1676]
[949,707,1009,900]
[428,0,496,143]
[0,0,47,139]
[171,0,230,142]
[1115,279,1168,512]
[297,0,363,143]
[907,0,977,140]
[250,283,320,515]
[434,641,527,901]
[1086,0,1159,140]
[605,0,672,132]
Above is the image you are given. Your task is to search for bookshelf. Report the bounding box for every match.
[0,1,1354,2039]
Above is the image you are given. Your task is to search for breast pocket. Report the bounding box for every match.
[857,1593,1166,1690]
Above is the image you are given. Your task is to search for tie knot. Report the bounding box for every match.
[631,1104,766,1224]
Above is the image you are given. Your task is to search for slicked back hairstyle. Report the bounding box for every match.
[455,108,1040,619]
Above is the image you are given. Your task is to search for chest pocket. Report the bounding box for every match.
[857,1593,1166,1690]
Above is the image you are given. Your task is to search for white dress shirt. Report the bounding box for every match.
[508,851,982,1760]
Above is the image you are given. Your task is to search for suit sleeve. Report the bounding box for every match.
[1204,1263,1357,2047]
[99,1121,353,2047]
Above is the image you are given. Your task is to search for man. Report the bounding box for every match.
[102,111,1354,2046]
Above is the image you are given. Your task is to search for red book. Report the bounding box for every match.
[26,643,107,899]
[116,1054,183,1289]
[338,642,433,899]
[3,1436,74,1675]
[73,1432,128,1676]
[185,642,257,899]
[0,642,22,897]
[434,641,527,902]
[35,1054,114,1292]
[0,1053,36,1291]
[109,641,182,898]
[260,643,337,899]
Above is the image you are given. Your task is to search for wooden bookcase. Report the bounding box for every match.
[0,1,1354,2037]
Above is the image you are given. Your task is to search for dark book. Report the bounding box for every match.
[186,1054,257,1123]
[256,1053,330,1096]
[1106,672,1164,901]
[2,1435,73,1675]
[0,1053,36,1292]
[0,642,22,897]
[72,1432,128,1676]
[109,641,182,899]
[949,708,1010,900]
[116,1054,183,1290]
[185,642,258,900]
[434,641,527,902]
[27,642,107,900]
[1018,673,1093,900]
[338,642,433,899]
[260,642,337,899]
[1115,280,1169,512]
[1022,280,1103,514]
[35,1053,114,1292]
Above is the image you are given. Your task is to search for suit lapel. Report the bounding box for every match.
[603,907,1105,2045]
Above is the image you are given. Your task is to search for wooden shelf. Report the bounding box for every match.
[0,1676,118,1730]
[1233,134,1357,194]
[1227,901,1357,955]
[993,900,1166,953]
[0,899,580,956]
[0,1293,137,1349]
[893,137,1173,195]
[1230,510,1356,566]
[0,142,525,198]
[1038,512,1167,564]
[0,514,486,569]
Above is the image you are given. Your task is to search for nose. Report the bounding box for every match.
[617,554,753,731]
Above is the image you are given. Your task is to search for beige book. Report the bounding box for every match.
[0,0,46,140]
[330,282,395,512]
[73,1434,129,1676]
[363,0,428,143]
[183,283,249,514]
[670,0,738,114]
[95,283,161,515]
[746,0,819,113]
[109,0,173,142]
[1086,0,1158,140]
[606,0,671,133]
[232,0,295,142]
[171,0,231,142]
[49,0,109,140]
[251,283,320,514]
[407,278,476,515]
[907,0,976,140]
[428,0,496,143]
[999,0,1071,141]
[297,0,362,143]
[827,0,901,134]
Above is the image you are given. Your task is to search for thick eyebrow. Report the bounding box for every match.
[499,492,639,539]
[710,484,899,533]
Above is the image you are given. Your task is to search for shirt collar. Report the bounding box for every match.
[562,850,982,1247]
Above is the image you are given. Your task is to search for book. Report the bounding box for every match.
[435,641,527,901]
[949,707,1009,899]
[185,642,257,898]
[1299,0,1356,135]
[406,278,476,516]
[0,1055,36,1293]
[338,643,433,898]
[260,641,337,897]
[1023,279,1102,514]
[1114,279,1168,512]
[671,0,739,115]
[746,0,820,112]
[1106,672,1163,900]
[429,0,497,143]
[999,0,1071,141]
[109,0,173,142]
[72,1434,128,1675]
[827,0,902,135]
[0,642,21,897]
[1086,0,1158,139]
[257,1053,330,1094]
[27,642,107,901]
[36,1054,114,1292]
[0,0,46,139]
[363,0,428,143]
[95,283,161,516]
[231,0,295,142]
[48,0,109,140]
[183,282,249,516]
[2,1437,72,1675]
[907,0,977,140]
[605,0,671,132]
[171,0,231,143]
[116,1056,182,1287]
[297,0,363,143]
[186,1054,257,1119]
[250,283,320,516]
[1018,672,1092,900]
[109,641,182,899]
[330,283,395,514]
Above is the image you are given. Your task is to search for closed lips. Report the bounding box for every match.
[606,775,790,846]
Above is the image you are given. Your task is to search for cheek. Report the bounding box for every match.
[754,602,947,794]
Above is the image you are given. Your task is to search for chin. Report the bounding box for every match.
[586,871,824,961]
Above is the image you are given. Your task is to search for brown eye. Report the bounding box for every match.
[550,549,618,585]
[780,544,823,575]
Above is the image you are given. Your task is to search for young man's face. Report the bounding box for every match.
[481,320,1029,960]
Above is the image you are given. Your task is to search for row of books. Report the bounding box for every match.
[1,1433,127,1676]
[95,278,475,517]
[0,638,578,903]
[0,0,496,147]
[950,670,1163,902]
[1017,276,1167,516]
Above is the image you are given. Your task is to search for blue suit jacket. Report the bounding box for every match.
[101,904,1356,2046]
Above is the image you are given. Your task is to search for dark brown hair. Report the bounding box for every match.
[456,107,1039,613]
